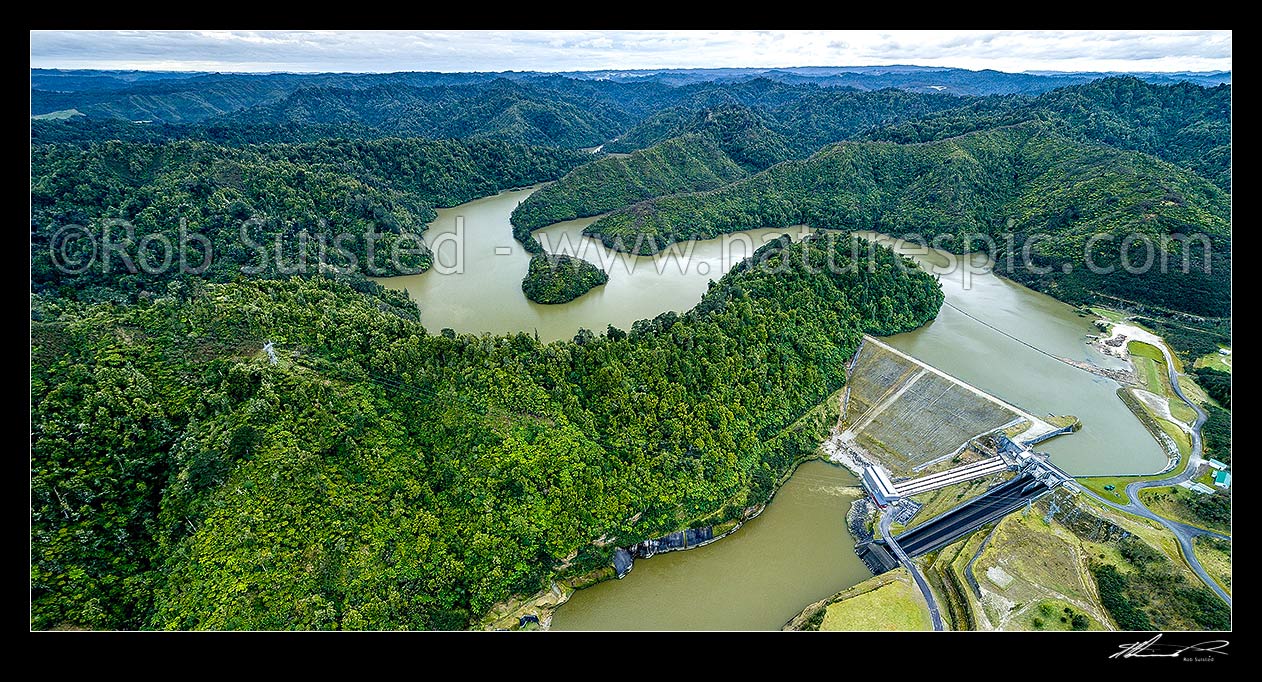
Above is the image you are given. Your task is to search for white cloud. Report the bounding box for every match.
[29,30,1232,74]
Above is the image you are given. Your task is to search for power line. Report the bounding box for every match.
[942,300,1066,364]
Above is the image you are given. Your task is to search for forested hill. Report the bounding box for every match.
[510,92,975,240]
[509,105,791,243]
[31,137,588,296]
[510,134,748,249]
[29,71,542,124]
[865,77,1232,191]
[219,77,848,150]
[32,235,943,629]
[31,118,391,147]
[584,122,1231,316]
[212,80,636,149]
[604,87,975,155]
[30,72,335,124]
[35,74,1230,193]
[32,67,1230,126]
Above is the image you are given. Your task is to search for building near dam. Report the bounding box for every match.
[862,466,900,506]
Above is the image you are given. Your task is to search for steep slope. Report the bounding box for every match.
[867,77,1232,190]
[31,138,589,294]
[584,123,1230,315]
[32,235,943,629]
[510,134,747,249]
[509,104,796,249]
[607,87,975,155]
[213,79,634,148]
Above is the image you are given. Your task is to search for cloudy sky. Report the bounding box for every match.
[30,30,1231,74]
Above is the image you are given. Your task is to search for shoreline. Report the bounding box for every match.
[481,454,862,630]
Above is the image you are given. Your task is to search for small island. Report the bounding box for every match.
[521,253,609,304]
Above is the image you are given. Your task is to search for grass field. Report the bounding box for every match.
[1157,417,1191,455]
[1137,486,1231,535]
[1078,454,1182,501]
[978,513,1092,602]
[970,509,1113,630]
[1090,307,1131,323]
[1046,415,1081,429]
[819,572,933,631]
[1172,404,1196,426]
[1193,536,1232,595]
[1127,341,1199,424]
[1128,340,1166,363]
[1178,375,1215,408]
[1129,341,1166,394]
[1077,477,1132,501]
[1194,349,1232,374]
[1131,323,1189,373]
[1022,599,1104,631]
[31,108,84,121]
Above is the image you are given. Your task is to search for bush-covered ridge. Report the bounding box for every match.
[31,137,589,299]
[31,234,943,630]
[1091,537,1229,630]
[865,77,1232,191]
[521,253,610,304]
[214,79,638,149]
[513,94,972,247]
[582,123,1230,316]
[605,88,978,157]
[510,133,747,248]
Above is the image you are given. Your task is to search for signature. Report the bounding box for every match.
[1111,634,1229,659]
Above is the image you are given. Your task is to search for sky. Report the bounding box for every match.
[30,30,1232,74]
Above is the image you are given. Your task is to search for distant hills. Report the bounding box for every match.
[554,65,1232,91]
[580,122,1231,316]
[31,65,1231,126]
[865,77,1233,191]
[32,68,1233,316]
[516,78,1231,246]
[603,86,978,155]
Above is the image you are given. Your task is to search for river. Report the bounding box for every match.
[374,186,811,343]
[549,461,869,631]
[853,231,1165,477]
[373,187,1169,630]
[377,187,1164,476]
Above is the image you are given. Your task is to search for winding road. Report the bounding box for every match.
[879,511,945,631]
[1075,331,1231,606]
[869,321,1227,631]
[881,328,1229,633]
